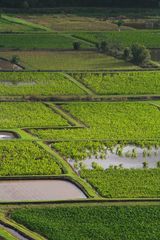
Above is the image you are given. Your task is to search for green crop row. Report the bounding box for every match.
[0,141,61,176]
[31,102,160,141]
[74,30,160,48]
[70,71,160,95]
[0,72,85,96]
[81,169,160,198]
[10,205,160,240]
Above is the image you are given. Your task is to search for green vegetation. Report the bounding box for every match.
[10,204,160,240]
[0,33,91,49]
[0,14,47,32]
[74,30,160,48]
[81,169,160,198]
[0,14,50,32]
[53,141,108,161]
[0,227,17,240]
[0,51,137,70]
[0,102,68,128]
[52,139,160,162]
[0,211,46,240]
[0,72,85,96]
[0,141,61,176]
[31,102,160,141]
[71,71,160,95]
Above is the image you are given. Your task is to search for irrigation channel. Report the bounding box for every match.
[0,223,28,240]
[0,180,87,202]
[0,132,18,140]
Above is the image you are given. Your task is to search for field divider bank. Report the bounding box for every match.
[44,102,87,127]
[149,102,160,110]
[35,141,98,198]
[1,14,51,32]
[63,73,95,95]
[71,34,96,46]
[0,95,160,102]
[0,212,46,240]
[66,34,95,48]
[0,197,160,206]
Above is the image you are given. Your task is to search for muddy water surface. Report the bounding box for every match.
[0,180,86,202]
[69,145,160,171]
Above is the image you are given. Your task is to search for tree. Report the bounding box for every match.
[11,55,20,64]
[100,41,107,52]
[131,44,151,65]
[73,42,81,50]
[116,20,124,32]
[22,1,29,8]
[123,47,131,61]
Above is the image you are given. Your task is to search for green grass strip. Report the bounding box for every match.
[63,73,94,95]
[45,102,85,127]
[1,14,51,32]
[37,141,98,198]
[0,226,17,240]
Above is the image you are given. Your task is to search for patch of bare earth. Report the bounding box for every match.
[0,59,22,70]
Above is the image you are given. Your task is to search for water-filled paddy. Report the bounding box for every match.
[68,145,160,171]
[0,180,87,202]
[0,132,18,140]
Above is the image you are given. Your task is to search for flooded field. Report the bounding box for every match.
[0,179,87,202]
[0,132,18,139]
[68,145,160,171]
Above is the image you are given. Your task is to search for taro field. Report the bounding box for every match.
[0,75,160,199]
[0,7,160,240]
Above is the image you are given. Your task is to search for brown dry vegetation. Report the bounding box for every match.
[18,14,131,31]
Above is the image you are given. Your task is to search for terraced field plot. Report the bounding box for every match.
[32,102,160,141]
[71,71,160,95]
[81,169,160,198]
[0,6,159,240]
[0,51,137,70]
[0,14,47,32]
[17,14,130,31]
[0,141,61,176]
[0,33,91,49]
[0,102,68,128]
[0,72,85,96]
[74,30,160,48]
[10,205,160,240]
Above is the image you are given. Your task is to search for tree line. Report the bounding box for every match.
[0,0,159,8]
